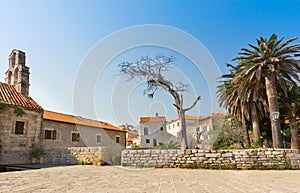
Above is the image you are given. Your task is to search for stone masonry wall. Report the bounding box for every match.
[0,107,43,164]
[42,147,110,165]
[122,149,300,169]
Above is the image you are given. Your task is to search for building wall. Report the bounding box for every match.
[140,121,178,148]
[0,106,43,164]
[41,120,125,158]
[77,125,126,157]
[42,147,111,165]
[186,117,226,150]
[194,118,213,149]
[167,119,199,137]
[41,120,86,148]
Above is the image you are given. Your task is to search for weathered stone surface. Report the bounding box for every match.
[43,147,111,165]
[121,149,300,169]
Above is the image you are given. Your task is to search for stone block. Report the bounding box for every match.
[205,153,221,158]
[195,153,205,157]
[222,153,233,158]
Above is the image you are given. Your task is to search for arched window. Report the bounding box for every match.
[14,68,19,85]
[7,71,12,85]
[11,52,16,66]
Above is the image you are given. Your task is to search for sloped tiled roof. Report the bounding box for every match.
[140,116,166,123]
[167,115,205,124]
[210,113,227,118]
[0,82,43,110]
[44,110,125,132]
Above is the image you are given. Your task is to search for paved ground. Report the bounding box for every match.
[0,166,300,193]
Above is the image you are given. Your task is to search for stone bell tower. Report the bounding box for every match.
[5,49,30,96]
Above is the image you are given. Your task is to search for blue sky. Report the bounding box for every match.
[0,0,300,126]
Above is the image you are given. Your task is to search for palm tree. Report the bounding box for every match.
[234,34,300,148]
[231,62,269,146]
[278,80,300,149]
[217,71,250,147]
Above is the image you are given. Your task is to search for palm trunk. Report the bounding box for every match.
[265,75,283,148]
[241,114,250,147]
[287,110,300,149]
[251,103,261,145]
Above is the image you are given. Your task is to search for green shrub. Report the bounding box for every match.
[284,159,292,170]
[0,101,9,111]
[14,106,26,116]
[159,140,179,149]
[112,153,121,165]
[30,147,44,158]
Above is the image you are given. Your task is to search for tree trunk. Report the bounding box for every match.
[265,75,283,148]
[241,114,250,147]
[174,95,200,151]
[287,110,300,149]
[179,110,188,151]
[251,103,261,145]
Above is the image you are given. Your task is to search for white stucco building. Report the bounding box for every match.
[166,115,205,137]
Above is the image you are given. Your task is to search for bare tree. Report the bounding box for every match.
[119,55,201,151]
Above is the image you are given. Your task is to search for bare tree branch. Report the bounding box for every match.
[118,54,201,151]
[184,96,201,112]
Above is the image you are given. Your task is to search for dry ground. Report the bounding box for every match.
[0,165,300,193]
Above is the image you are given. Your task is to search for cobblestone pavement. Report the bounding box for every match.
[1,165,300,193]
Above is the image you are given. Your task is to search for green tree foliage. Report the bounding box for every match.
[209,117,243,150]
[159,140,179,149]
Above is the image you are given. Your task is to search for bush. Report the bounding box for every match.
[112,153,121,165]
[0,101,9,111]
[31,147,44,158]
[210,116,242,150]
[159,140,179,149]
[14,106,26,116]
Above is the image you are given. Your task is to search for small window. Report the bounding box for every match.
[146,139,150,143]
[45,129,57,140]
[160,127,163,131]
[72,132,80,142]
[200,135,204,140]
[97,135,102,143]
[173,124,175,128]
[196,127,200,132]
[115,135,120,144]
[177,122,179,127]
[144,127,148,135]
[15,121,25,135]
[204,135,209,140]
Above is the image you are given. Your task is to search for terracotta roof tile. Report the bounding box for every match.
[140,117,166,123]
[167,115,205,124]
[44,110,125,132]
[284,118,300,124]
[210,113,227,118]
[0,82,43,110]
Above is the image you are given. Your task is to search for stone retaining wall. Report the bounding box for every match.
[121,149,300,169]
[42,147,110,165]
